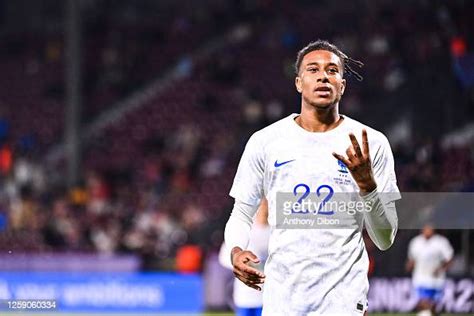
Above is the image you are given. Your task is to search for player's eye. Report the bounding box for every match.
[307,67,318,73]
[328,68,338,74]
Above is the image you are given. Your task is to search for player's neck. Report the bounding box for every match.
[296,105,342,132]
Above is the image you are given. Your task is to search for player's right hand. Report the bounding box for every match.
[231,247,266,291]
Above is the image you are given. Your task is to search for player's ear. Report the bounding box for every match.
[341,78,346,95]
[295,76,302,93]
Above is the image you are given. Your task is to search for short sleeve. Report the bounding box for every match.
[372,134,401,203]
[440,237,454,262]
[229,133,265,206]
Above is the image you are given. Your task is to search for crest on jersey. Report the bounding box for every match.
[337,160,348,173]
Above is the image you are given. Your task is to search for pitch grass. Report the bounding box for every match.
[203,314,472,316]
[206,314,472,316]
[1,313,473,316]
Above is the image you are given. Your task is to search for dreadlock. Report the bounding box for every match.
[294,40,364,81]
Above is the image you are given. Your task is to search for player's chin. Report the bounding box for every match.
[311,99,336,109]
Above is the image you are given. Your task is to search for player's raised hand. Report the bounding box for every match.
[332,129,377,193]
[231,247,265,291]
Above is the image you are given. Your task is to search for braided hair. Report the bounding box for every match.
[294,40,364,81]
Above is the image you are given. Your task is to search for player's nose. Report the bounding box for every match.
[316,71,329,82]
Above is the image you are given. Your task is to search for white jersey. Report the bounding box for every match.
[229,113,400,315]
[219,223,271,308]
[408,234,454,289]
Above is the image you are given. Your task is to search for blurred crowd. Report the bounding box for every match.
[0,0,473,274]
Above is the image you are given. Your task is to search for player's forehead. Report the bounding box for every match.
[301,49,343,68]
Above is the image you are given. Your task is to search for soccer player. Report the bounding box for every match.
[406,224,454,316]
[224,40,401,315]
[219,198,270,316]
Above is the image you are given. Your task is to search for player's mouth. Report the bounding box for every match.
[314,86,332,97]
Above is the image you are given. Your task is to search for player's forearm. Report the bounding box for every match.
[224,200,258,256]
[440,259,453,271]
[362,189,398,251]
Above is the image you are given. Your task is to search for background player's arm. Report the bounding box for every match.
[434,238,454,275]
[434,258,453,276]
[333,129,398,250]
[405,259,415,272]
[406,239,415,272]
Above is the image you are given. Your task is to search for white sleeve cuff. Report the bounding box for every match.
[362,189,398,251]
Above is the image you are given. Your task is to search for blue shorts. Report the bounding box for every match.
[416,287,443,302]
[236,307,263,316]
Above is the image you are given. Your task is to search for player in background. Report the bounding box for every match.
[219,198,270,316]
[224,40,400,315]
[406,224,454,316]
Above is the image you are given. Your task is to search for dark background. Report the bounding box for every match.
[0,0,472,283]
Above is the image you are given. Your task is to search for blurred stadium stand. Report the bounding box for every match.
[0,0,472,312]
